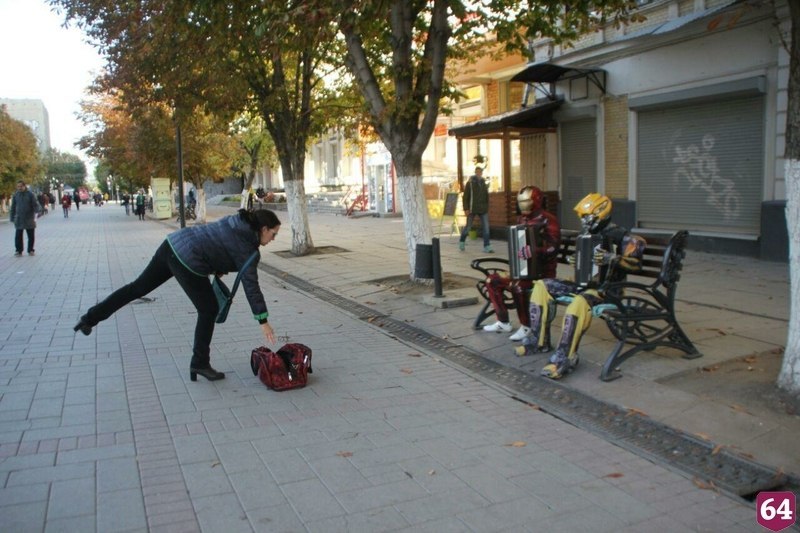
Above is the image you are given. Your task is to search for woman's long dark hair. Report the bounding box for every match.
[238,208,280,232]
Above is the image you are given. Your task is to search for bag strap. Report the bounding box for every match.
[228,251,259,299]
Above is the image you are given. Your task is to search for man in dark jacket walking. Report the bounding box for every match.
[10,180,40,256]
[458,166,493,253]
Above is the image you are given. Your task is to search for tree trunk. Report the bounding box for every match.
[395,175,434,279]
[244,167,256,190]
[197,187,206,223]
[284,179,314,255]
[779,159,800,393]
[778,0,800,395]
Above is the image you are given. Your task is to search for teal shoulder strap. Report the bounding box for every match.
[229,251,259,297]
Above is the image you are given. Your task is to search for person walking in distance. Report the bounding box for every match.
[458,166,493,253]
[61,192,72,218]
[10,180,40,256]
[74,209,281,382]
[135,190,146,220]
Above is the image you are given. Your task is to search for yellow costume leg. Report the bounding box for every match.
[541,295,592,379]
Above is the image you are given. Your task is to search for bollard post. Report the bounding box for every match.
[432,237,443,297]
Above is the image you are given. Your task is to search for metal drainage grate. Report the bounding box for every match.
[263,264,797,499]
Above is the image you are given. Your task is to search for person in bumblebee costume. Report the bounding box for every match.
[519,193,646,379]
[482,186,561,340]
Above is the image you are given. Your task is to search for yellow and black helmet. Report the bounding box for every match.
[574,193,612,233]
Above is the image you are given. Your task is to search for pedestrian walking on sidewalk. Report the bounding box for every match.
[121,193,130,215]
[74,209,281,382]
[134,190,146,220]
[9,180,40,256]
[458,166,493,253]
[61,193,72,218]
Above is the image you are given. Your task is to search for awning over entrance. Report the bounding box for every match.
[511,63,606,103]
[449,99,562,217]
[448,98,562,140]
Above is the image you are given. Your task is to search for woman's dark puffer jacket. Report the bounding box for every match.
[167,214,268,321]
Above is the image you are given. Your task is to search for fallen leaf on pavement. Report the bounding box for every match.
[692,478,717,491]
[695,432,711,441]
[711,444,724,455]
[603,472,624,479]
[428,470,436,476]
[625,408,648,418]
[505,441,527,448]
[407,353,422,357]
[700,365,720,372]
[336,451,353,458]
[730,404,752,415]
[400,368,413,374]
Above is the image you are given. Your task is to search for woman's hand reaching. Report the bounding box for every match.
[261,322,275,344]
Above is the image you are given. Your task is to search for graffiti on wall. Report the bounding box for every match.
[672,134,741,221]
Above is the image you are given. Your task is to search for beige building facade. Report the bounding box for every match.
[449,0,789,260]
[0,98,51,153]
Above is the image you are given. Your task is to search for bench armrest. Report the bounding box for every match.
[470,257,510,278]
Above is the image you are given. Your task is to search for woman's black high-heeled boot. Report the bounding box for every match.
[73,315,94,336]
[190,358,225,382]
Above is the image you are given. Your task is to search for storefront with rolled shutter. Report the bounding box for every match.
[633,79,765,238]
[559,117,597,231]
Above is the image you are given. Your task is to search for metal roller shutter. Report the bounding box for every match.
[560,118,597,230]
[637,96,764,235]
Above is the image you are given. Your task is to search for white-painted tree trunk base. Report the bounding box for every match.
[197,188,206,223]
[396,175,434,279]
[778,158,800,394]
[284,180,314,255]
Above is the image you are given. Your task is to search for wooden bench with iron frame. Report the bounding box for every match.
[470,229,701,380]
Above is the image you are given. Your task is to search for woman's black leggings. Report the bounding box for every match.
[84,240,219,365]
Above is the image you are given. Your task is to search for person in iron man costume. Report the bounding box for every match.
[482,186,561,341]
[522,193,646,379]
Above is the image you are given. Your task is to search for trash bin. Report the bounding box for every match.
[414,243,434,279]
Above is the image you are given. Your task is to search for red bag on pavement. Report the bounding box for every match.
[250,343,312,391]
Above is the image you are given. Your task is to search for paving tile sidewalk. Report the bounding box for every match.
[218,206,797,477]
[0,204,784,532]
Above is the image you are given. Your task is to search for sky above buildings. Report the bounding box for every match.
[0,0,104,166]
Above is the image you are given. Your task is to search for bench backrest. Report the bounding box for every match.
[654,230,689,289]
[556,229,689,290]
